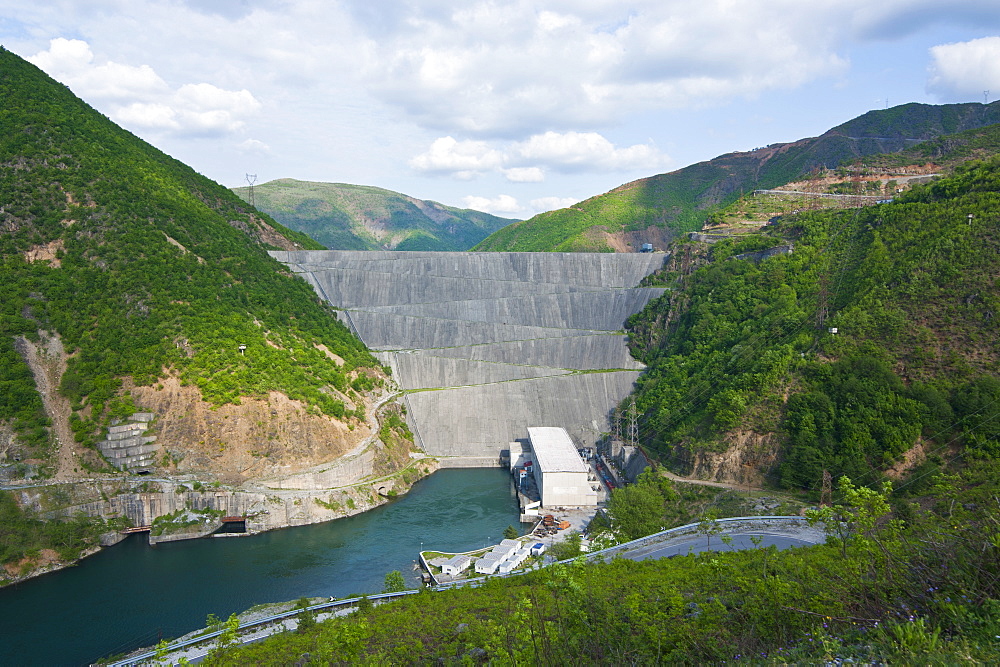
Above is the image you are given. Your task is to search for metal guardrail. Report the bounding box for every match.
[105,590,420,666]
[107,516,817,664]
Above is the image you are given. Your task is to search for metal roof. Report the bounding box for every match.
[527,427,588,474]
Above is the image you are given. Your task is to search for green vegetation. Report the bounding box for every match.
[203,461,1000,663]
[382,570,406,594]
[149,506,225,536]
[0,49,379,456]
[233,179,515,251]
[475,102,1000,252]
[0,491,113,572]
[625,157,1000,494]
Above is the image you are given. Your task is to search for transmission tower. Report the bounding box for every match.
[816,272,829,329]
[245,173,257,209]
[628,399,638,447]
[820,469,832,507]
[612,406,622,442]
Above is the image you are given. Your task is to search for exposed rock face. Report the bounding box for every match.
[684,430,783,487]
[130,377,369,485]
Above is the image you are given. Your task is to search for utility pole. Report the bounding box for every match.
[245,173,257,209]
[628,399,638,447]
[816,272,829,329]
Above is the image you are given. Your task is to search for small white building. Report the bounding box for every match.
[475,554,502,575]
[528,427,598,508]
[530,542,546,556]
[441,554,472,576]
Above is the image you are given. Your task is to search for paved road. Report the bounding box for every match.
[623,532,813,561]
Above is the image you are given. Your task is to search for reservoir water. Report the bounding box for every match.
[0,468,520,666]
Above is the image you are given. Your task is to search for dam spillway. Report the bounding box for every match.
[269,251,667,460]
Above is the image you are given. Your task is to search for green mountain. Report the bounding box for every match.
[233,179,516,251]
[475,102,1000,252]
[0,47,382,483]
[626,156,1000,492]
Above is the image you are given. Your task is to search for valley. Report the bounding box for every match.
[3,41,1000,664]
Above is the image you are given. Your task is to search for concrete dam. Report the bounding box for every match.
[269,251,667,461]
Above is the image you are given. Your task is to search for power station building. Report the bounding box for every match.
[525,427,598,508]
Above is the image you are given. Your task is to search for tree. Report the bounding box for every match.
[503,524,519,540]
[805,475,894,558]
[698,509,723,552]
[382,569,406,593]
[295,596,316,633]
[605,468,675,541]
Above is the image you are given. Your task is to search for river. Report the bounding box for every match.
[0,468,520,666]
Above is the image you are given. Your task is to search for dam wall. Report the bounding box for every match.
[270,251,667,458]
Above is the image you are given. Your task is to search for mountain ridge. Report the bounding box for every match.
[234,178,516,251]
[475,101,1000,252]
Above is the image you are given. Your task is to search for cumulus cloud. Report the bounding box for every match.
[530,196,578,213]
[361,1,857,137]
[927,36,1000,101]
[412,131,669,179]
[462,194,524,216]
[502,167,545,182]
[236,138,272,154]
[27,38,260,137]
[409,136,504,178]
[513,132,668,172]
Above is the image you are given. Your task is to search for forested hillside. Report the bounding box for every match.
[205,459,1000,663]
[475,102,1000,252]
[233,178,515,251]
[0,47,380,481]
[625,157,1000,493]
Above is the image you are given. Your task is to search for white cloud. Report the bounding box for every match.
[513,131,668,172]
[530,196,578,213]
[28,38,169,99]
[27,38,260,138]
[361,1,858,137]
[502,167,545,182]
[409,136,504,179]
[927,36,1000,101]
[236,138,272,154]
[114,102,179,130]
[413,131,669,179]
[462,194,524,216]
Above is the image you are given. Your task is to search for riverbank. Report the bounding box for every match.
[0,468,521,666]
[0,453,440,589]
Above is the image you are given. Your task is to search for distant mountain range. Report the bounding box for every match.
[233,179,516,251]
[475,101,1000,252]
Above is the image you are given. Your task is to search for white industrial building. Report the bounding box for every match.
[527,427,598,508]
[441,555,472,576]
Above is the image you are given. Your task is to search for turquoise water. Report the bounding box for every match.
[0,468,519,666]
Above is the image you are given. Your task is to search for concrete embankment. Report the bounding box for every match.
[271,251,668,457]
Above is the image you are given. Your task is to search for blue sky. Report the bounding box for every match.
[3,1,1000,219]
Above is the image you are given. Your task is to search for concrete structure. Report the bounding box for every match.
[527,427,598,508]
[497,547,531,574]
[269,251,667,458]
[97,413,159,472]
[441,554,472,576]
[475,553,502,575]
